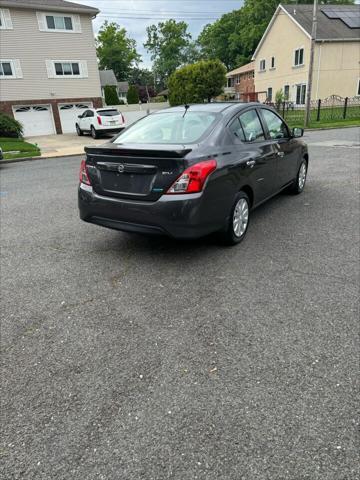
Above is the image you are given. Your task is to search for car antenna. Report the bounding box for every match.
[183,104,190,118]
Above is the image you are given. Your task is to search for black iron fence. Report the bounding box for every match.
[266,95,360,126]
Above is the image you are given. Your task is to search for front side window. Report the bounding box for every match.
[239,110,265,143]
[294,48,304,66]
[46,15,73,30]
[261,109,289,140]
[0,61,13,76]
[54,62,80,76]
[114,111,218,145]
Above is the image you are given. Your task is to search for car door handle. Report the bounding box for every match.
[277,151,285,157]
[246,160,256,167]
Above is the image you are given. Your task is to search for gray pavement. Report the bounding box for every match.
[1,127,359,479]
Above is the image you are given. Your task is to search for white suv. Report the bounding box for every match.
[76,108,126,138]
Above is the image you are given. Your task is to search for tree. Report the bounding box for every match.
[144,19,192,85]
[104,85,120,106]
[168,59,226,106]
[127,85,139,104]
[127,67,155,88]
[97,21,140,81]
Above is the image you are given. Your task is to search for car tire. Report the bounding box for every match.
[219,191,250,246]
[76,124,83,136]
[289,159,307,195]
[91,126,98,139]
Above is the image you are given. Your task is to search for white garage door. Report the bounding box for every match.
[13,105,55,137]
[58,103,92,134]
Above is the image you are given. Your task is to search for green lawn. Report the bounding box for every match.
[0,137,41,160]
[281,105,360,129]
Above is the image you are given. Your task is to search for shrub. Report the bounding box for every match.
[0,112,23,138]
[168,59,226,106]
[127,85,139,104]
[152,96,166,103]
[104,85,120,106]
[275,89,285,109]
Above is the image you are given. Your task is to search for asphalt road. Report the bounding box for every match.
[1,127,359,480]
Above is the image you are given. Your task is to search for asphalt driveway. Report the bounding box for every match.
[1,127,359,479]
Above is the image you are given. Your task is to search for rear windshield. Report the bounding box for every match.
[114,111,218,144]
[97,110,119,117]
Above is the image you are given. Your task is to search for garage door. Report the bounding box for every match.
[58,103,92,134]
[13,105,55,137]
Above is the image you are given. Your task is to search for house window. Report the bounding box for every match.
[259,59,266,71]
[271,57,275,68]
[0,61,13,76]
[267,87,273,102]
[0,8,12,29]
[46,15,73,30]
[294,48,304,66]
[296,84,306,105]
[284,85,290,100]
[357,79,360,96]
[54,62,80,76]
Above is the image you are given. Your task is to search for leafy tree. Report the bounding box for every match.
[104,85,120,106]
[144,19,192,84]
[127,67,155,88]
[168,59,226,106]
[97,21,140,81]
[127,85,139,104]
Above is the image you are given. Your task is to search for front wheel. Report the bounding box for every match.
[219,192,250,245]
[91,126,98,139]
[289,160,307,195]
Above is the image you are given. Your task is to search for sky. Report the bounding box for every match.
[76,0,245,68]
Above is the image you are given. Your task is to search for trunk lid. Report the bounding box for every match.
[85,143,192,201]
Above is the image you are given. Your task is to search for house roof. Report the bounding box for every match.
[99,70,118,87]
[252,3,360,59]
[0,0,99,15]
[282,3,360,40]
[226,61,255,78]
[118,81,129,93]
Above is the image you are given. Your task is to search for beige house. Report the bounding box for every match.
[0,0,102,136]
[252,4,360,105]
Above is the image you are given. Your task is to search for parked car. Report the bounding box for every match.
[78,102,308,245]
[76,108,126,139]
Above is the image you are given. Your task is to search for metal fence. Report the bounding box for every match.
[265,95,360,126]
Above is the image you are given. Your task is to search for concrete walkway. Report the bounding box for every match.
[26,133,109,158]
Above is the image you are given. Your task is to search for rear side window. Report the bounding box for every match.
[114,111,218,145]
[229,117,245,142]
[239,109,265,142]
[97,109,119,117]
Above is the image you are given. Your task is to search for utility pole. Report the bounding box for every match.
[305,0,318,127]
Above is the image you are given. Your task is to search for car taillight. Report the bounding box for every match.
[166,159,217,194]
[120,113,125,123]
[79,159,91,185]
[97,116,102,125]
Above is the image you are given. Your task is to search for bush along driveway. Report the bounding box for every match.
[0,137,41,160]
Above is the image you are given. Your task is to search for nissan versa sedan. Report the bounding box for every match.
[78,102,308,245]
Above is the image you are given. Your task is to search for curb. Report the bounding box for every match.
[1,152,83,164]
[305,125,360,132]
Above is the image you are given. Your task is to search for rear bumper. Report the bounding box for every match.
[78,184,222,239]
[95,126,125,134]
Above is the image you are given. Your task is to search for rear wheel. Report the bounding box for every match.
[219,192,250,245]
[91,126,98,139]
[289,159,307,194]
[76,124,83,136]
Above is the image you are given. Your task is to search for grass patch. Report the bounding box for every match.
[0,137,40,159]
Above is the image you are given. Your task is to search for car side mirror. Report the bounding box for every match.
[78,115,83,118]
[292,127,304,138]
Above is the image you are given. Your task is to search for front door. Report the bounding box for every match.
[259,107,299,188]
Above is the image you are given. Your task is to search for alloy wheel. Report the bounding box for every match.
[233,198,249,237]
